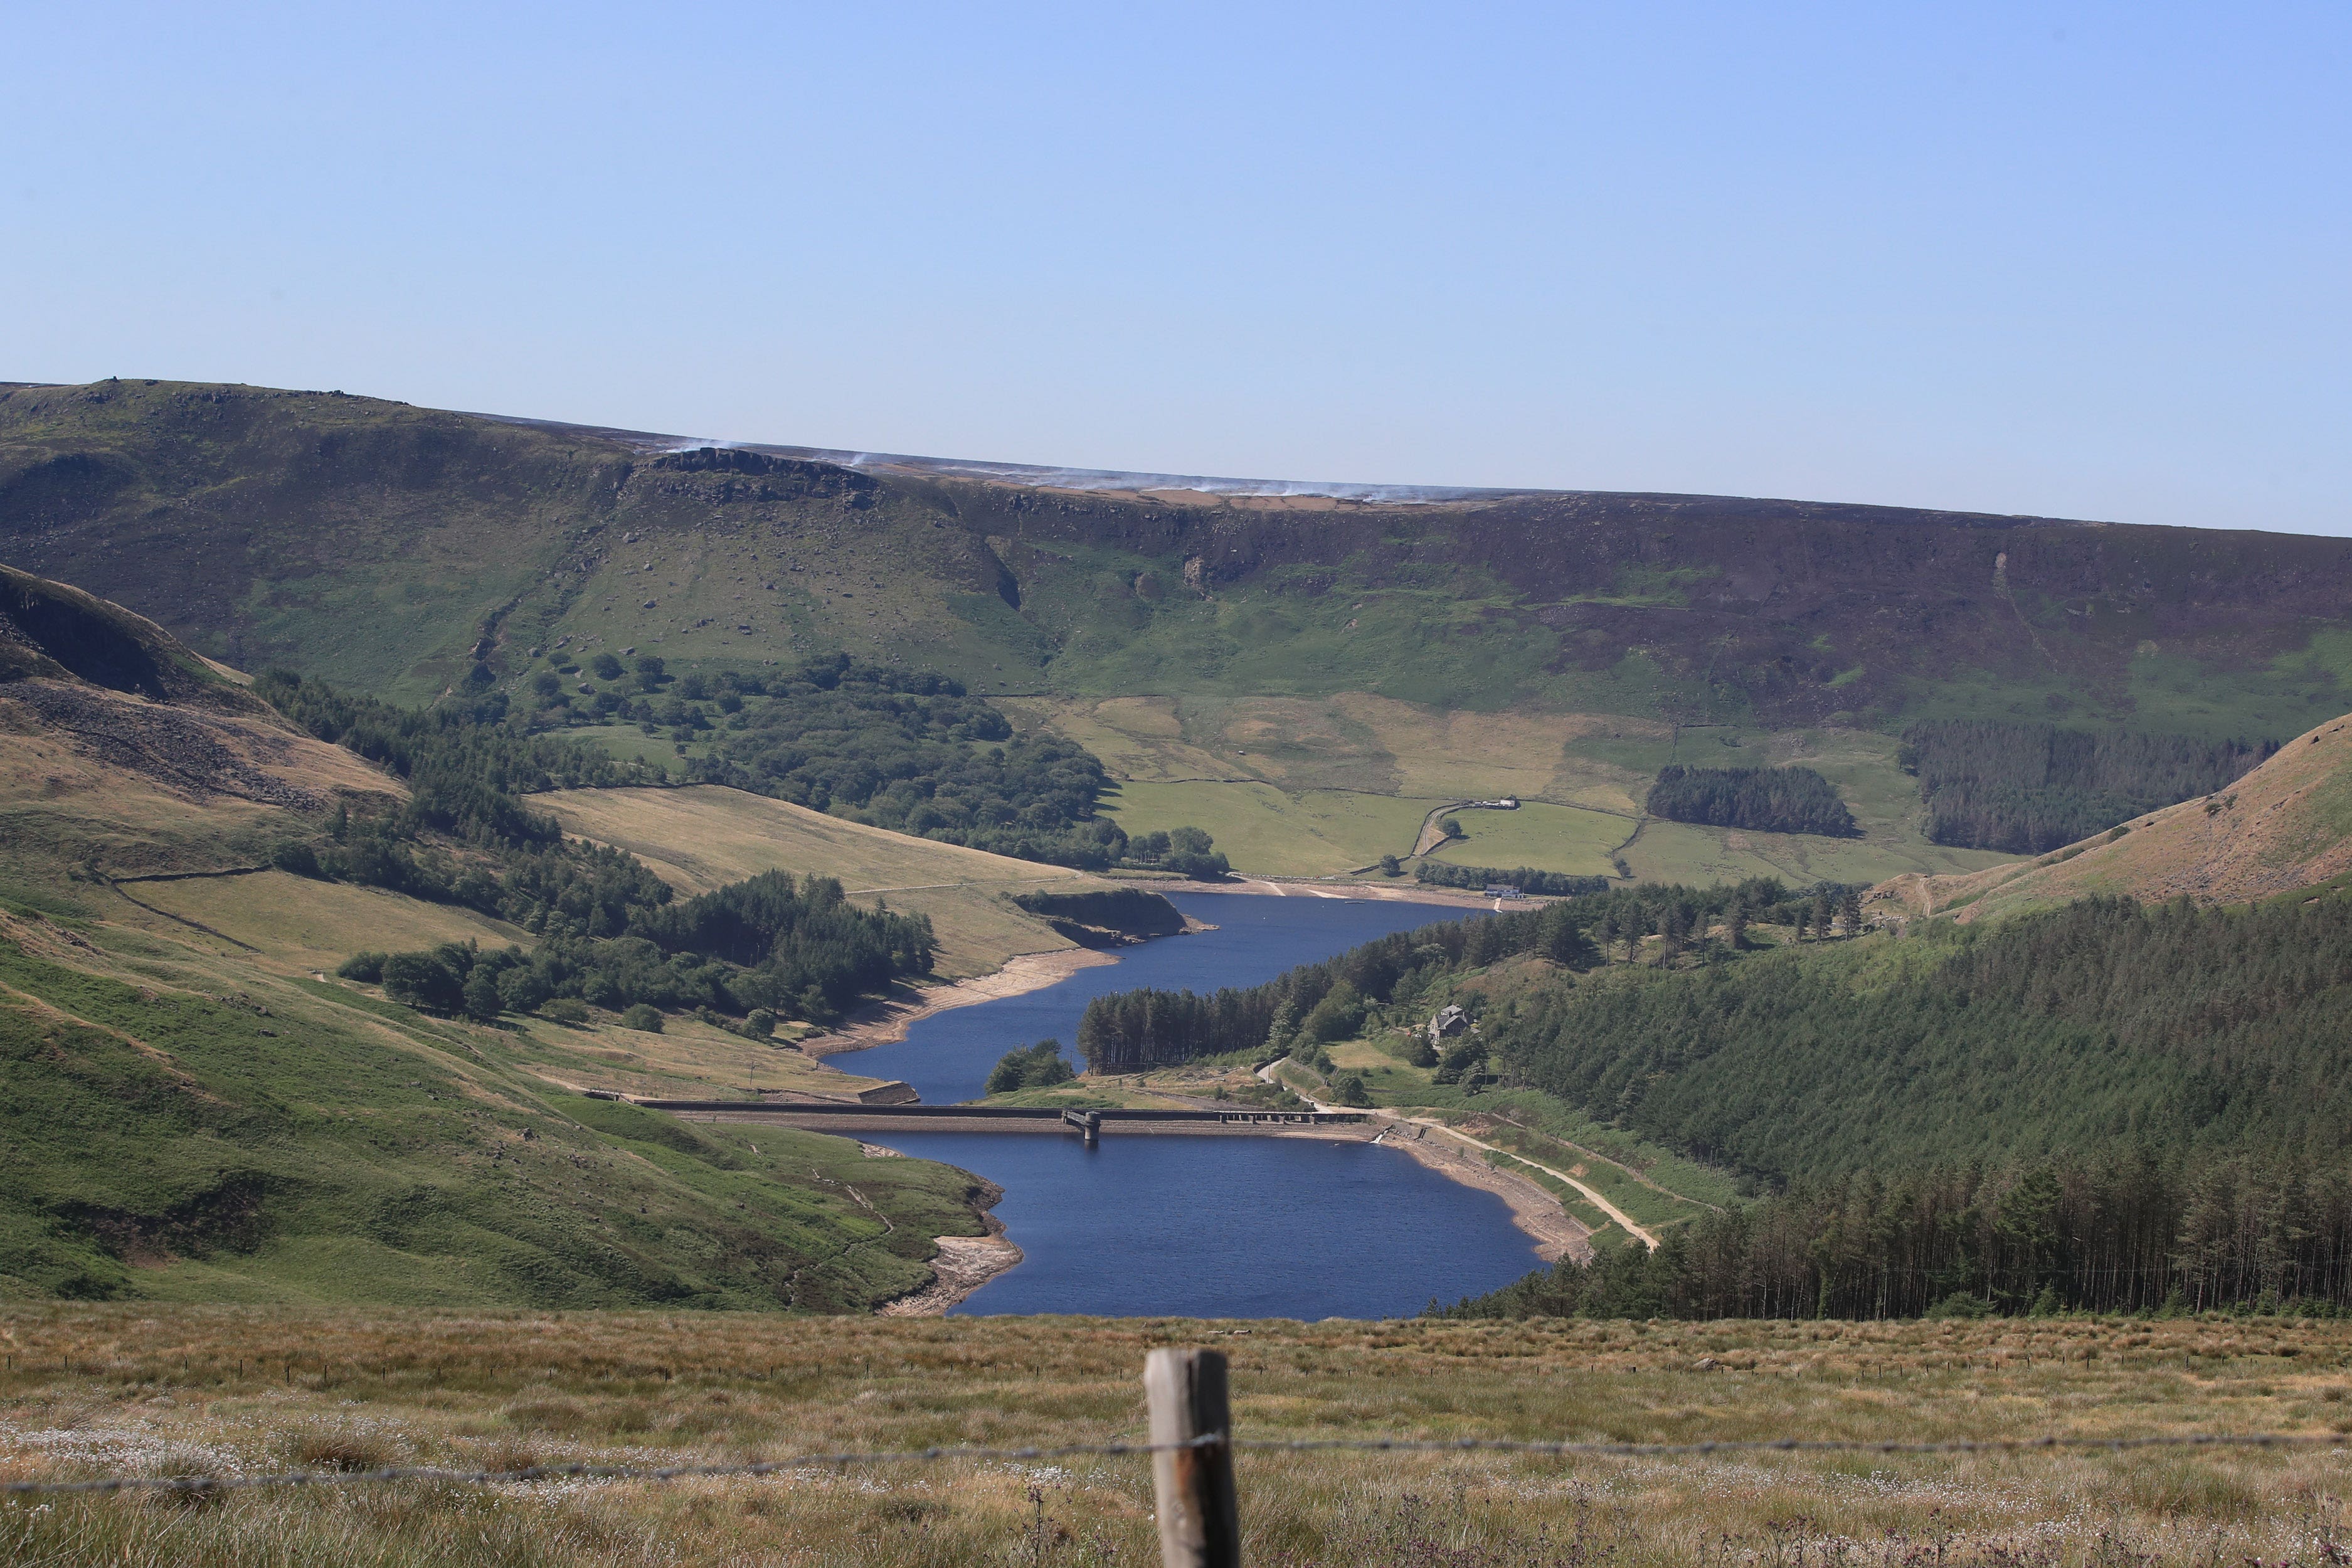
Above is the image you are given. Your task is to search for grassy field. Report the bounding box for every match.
[1002,692,1674,805]
[122,871,531,975]
[1618,818,2011,887]
[1426,803,1632,877]
[1101,780,1444,876]
[0,850,982,1313]
[537,787,1096,979]
[551,724,696,776]
[1022,696,2016,884]
[4,1307,2349,1565]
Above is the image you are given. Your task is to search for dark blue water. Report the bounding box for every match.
[880,1130,1544,1318]
[829,893,1542,1318]
[834,892,1483,1104]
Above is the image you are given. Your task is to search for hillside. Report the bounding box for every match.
[1067,845,2352,1315]
[12,379,2352,739]
[0,569,1022,1308]
[9,377,2352,882]
[1,561,406,894]
[538,785,1108,978]
[1877,709,2352,924]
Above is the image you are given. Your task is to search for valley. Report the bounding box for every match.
[11,379,2352,1332]
[13,11,2347,1562]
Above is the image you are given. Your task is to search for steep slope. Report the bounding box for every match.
[8,378,2352,743]
[0,906,991,1308]
[538,785,1108,978]
[1877,709,2352,923]
[0,568,1008,1308]
[2,561,405,895]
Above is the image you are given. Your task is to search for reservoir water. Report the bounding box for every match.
[830,892,1547,1318]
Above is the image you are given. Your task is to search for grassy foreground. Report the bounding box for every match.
[3,1310,2350,1565]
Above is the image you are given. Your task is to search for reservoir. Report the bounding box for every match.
[830,892,1547,1318]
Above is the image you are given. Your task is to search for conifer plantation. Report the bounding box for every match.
[1903,719,2277,852]
[1077,871,2352,1316]
[1643,763,1858,837]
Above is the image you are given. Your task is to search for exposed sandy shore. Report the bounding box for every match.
[805,947,1119,1059]
[877,1217,1024,1316]
[1249,1065,1592,1263]
[1372,1121,1592,1264]
[1136,875,1513,909]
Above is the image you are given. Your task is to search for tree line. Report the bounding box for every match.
[1902,719,2277,853]
[1485,895,2352,1185]
[678,654,1224,874]
[1074,879,1806,1071]
[1645,764,1858,837]
[344,869,933,1030]
[1434,1148,2352,1320]
[1010,888,1187,936]
[682,655,1126,868]
[1415,863,1611,896]
[263,669,936,1027]
[986,1039,1076,1093]
[256,670,673,935]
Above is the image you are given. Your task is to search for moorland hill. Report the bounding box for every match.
[1877,707,2352,923]
[6,377,2349,744]
[17,374,2352,886]
[0,567,1066,1308]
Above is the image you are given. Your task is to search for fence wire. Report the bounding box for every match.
[3,1430,2346,1498]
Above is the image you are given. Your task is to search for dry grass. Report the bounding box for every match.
[4,1309,2350,1564]
[497,1005,893,1100]
[127,871,530,972]
[1881,712,2352,925]
[538,787,1097,978]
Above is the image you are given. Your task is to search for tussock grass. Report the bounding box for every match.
[4,1309,2351,1564]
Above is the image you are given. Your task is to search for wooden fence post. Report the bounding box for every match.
[1145,1347,1240,1568]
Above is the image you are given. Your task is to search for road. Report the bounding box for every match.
[1410,801,1472,857]
[1256,1062,1660,1251]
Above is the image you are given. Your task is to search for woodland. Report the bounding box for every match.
[1903,719,2276,852]
[1642,763,1859,837]
[257,669,674,933]
[1436,1147,2352,1320]
[1078,874,2352,1315]
[344,869,934,1029]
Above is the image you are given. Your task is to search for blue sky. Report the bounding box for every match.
[5,3,2345,532]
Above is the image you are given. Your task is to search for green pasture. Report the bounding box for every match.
[1101,780,1442,876]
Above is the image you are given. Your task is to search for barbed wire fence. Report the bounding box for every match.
[4,1348,2349,1566]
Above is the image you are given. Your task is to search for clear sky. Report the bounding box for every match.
[6,4,2346,532]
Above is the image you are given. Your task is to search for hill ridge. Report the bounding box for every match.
[1875,707,2352,921]
[8,377,2351,739]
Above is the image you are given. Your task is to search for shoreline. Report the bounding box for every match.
[805,947,1120,1061]
[862,1117,1579,1316]
[823,901,1577,1313]
[877,1214,1024,1317]
[1251,1064,1591,1265]
[1369,1120,1592,1264]
[1128,874,1522,910]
